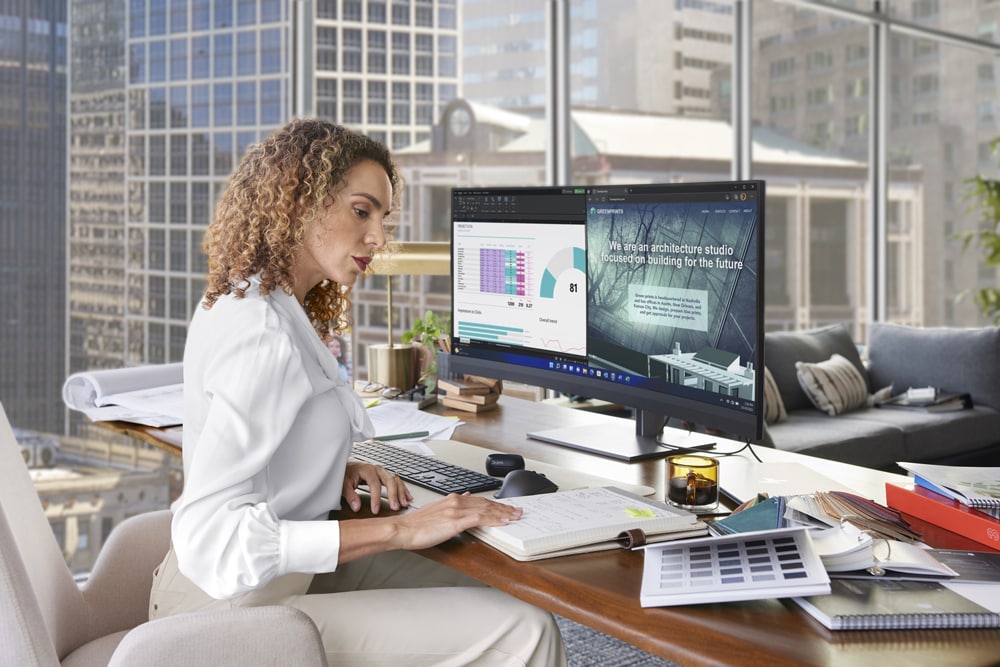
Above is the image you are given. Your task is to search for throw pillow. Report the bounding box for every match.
[763,324,868,413]
[763,366,787,424]
[795,353,869,416]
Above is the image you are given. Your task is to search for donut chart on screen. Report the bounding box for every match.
[540,246,586,298]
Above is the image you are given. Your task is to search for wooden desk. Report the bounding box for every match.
[103,396,1000,667]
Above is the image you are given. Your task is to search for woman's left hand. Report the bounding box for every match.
[342,460,413,514]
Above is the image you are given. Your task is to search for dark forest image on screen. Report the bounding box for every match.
[586,199,759,401]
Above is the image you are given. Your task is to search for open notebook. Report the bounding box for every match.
[469,486,706,561]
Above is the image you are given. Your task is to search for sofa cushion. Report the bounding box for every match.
[763,366,787,424]
[795,353,869,416]
[867,323,1000,412]
[764,324,868,412]
[847,406,1000,463]
[764,409,907,468]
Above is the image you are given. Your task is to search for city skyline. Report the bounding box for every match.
[4,0,1000,444]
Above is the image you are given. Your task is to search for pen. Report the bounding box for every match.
[376,430,430,441]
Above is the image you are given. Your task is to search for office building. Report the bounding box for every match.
[0,2,68,433]
[16,425,170,575]
[462,0,731,117]
[751,2,1000,326]
[66,0,460,439]
[386,101,924,344]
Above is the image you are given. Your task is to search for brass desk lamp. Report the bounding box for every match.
[367,242,450,390]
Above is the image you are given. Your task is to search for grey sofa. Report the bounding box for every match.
[759,322,1000,470]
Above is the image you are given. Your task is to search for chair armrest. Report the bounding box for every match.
[81,510,172,637]
[107,605,327,667]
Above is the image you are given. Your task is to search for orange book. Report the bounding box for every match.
[884,482,1000,552]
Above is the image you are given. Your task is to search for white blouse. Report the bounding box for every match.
[171,277,373,600]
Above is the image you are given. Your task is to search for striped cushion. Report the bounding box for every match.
[763,366,787,424]
[795,353,869,416]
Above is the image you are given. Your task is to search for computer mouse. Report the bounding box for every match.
[494,469,559,499]
[485,452,525,477]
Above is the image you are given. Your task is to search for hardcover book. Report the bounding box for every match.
[437,377,493,395]
[878,390,972,412]
[884,483,1000,552]
[440,396,499,413]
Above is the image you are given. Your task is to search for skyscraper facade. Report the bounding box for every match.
[751,1,1000,327]
[66,0,460,438]
[461,0,731,118]
[0,1,68,433]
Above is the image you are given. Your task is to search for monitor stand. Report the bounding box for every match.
[527,410,716,462]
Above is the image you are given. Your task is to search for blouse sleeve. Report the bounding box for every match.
[171,315,341,600]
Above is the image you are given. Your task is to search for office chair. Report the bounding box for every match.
[0,402,327,666]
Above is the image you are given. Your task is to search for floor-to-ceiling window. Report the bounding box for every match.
[6,0,1000,575]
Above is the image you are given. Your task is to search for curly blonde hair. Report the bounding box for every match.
[202,118,401,338]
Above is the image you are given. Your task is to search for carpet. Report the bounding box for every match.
[555,615,682,667]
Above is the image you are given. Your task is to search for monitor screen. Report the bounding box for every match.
[448,180,764,461]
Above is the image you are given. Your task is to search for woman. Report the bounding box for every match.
[150,118,566,666]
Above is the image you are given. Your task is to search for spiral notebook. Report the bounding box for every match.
[792,579,1000,631]
[897,462,1000,509]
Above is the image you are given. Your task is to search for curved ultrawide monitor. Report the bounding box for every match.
[448,181,764,461]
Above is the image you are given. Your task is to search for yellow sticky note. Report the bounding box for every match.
[364,398,381,408]
[625,506,656,519]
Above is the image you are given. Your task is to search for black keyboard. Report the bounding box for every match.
[352,439,503,495]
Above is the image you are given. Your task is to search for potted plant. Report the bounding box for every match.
[959,143,1000,324]
[402,309,451,391]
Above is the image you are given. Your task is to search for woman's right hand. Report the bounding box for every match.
[391,493,523,551]
[337,492,522,564]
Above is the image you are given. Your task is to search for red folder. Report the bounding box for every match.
[885,482,1000,552]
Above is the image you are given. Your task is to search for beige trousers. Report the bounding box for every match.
[150,547,567,667]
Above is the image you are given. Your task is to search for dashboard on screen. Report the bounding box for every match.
[448,181,764,461]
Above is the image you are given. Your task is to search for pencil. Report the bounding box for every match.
[376,430,430,441]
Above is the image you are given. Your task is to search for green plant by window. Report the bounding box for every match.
[959,140,1000,324]
[402,310,451,390]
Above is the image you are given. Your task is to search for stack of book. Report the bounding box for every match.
[885,461,1000,552]
[876,386,972,412]
[438,375,502,413]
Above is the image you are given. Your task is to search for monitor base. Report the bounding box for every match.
[527,421,717,462]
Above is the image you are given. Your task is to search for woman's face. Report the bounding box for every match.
[293,159,392,296]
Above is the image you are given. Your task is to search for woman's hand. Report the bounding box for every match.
[336,491,523,564]
[342,460,413,513]
[391,493,523,551]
